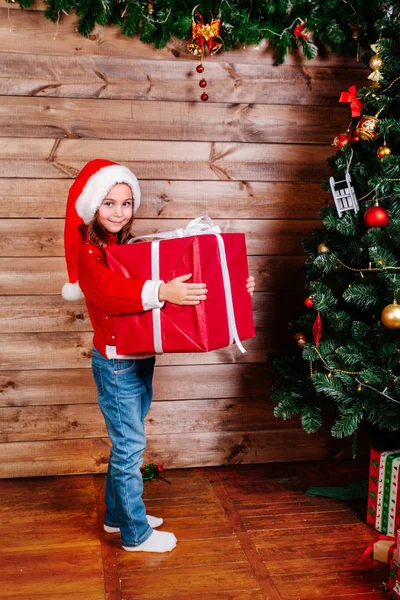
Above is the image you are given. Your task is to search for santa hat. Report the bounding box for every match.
[62,158,141,301]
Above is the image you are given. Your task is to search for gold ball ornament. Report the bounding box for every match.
[381,300,400,329]
[369,54,383,71]
[317,243,330,253]
[377,144,392,159]
[355,116,379,141]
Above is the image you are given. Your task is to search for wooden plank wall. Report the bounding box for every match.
[0,0,367,477]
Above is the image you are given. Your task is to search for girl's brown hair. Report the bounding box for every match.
[84,211,134,248]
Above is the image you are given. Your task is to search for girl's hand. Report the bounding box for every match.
[246,275,255,296]
[158,273,207,305]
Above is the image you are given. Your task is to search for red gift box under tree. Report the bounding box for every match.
[388,559,400,599]
[367,448,400,536]
[106,217,255,355]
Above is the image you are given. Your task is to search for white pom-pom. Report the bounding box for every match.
[61,281,84,301]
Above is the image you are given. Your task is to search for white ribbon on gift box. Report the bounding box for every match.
[129,216,247,354]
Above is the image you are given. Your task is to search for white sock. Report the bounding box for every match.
[147,514,163,528]
[123,530,177,553]
[104,514,163,533]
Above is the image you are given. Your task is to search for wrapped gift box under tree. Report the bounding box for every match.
[367,448,400,536]
[388,559,400,599]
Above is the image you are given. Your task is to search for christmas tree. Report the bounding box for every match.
[268,7,400,443]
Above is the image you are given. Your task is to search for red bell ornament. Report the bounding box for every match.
[199,78,207,88]
[201,92,209,102]
[364,204,390,228]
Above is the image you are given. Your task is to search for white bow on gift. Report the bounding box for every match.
[130,215,222,242]
[129,216,246,354]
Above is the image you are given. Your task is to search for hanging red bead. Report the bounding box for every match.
[201,92,209,102]
[199,78,207,88]
[196,64,204,73]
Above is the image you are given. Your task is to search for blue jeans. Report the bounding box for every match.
[91,347,155,547]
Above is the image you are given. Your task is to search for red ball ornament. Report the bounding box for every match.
[347,129,359,143]
[364,204,390,228]
[304,297,314,308]
[356,116,379,141]
[201,92,209,102]
[199,78,207,88]
[332,133,349,150]
[196,64,204,73]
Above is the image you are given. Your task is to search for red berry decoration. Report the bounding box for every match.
[201,92,209,102]
[196,64,204,73]
[304,297,314,308]
[364,204,390,228]
[199,78,207,88]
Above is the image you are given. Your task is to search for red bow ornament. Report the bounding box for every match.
[188,13,223,58]
[293,22,308,41]
[339,85,364,117]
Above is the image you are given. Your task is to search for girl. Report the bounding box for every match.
[62,158,255,553]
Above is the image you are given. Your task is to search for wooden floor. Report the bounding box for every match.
[0,459,389,600]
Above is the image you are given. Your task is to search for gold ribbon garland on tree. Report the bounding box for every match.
[187,8,223,101]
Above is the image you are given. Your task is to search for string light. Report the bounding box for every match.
[355,378,400,405]
[53,11,60,40]
[331,255,400,273]
[366,75,400,97]
[312,346,361,375]
[264,17,303,39]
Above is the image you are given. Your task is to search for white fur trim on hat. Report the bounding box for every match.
[75,164,141,224]
[62,281,84,301]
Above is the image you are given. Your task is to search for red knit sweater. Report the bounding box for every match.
[78,235,147,358]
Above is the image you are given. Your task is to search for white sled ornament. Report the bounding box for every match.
[329,172,359,217]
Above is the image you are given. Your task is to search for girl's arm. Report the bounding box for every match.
[78,242,162,315]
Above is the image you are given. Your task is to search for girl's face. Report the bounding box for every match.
[98,183,134,233]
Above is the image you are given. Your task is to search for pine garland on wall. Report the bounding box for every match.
[5,0,395,64]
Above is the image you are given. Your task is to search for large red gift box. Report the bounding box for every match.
[105,226,255,354]
[367,448,400,535]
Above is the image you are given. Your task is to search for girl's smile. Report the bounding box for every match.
[98,183,134,233]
